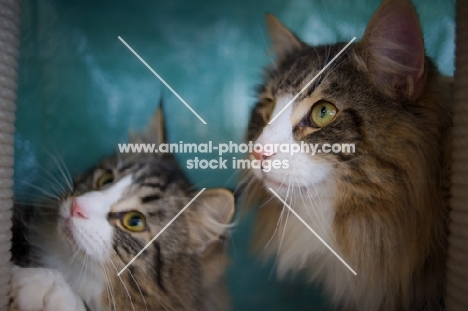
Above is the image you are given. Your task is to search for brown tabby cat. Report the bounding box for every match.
[10,105,235,311]
[245,0,451,310]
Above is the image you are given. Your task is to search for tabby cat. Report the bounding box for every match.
[10,105,235,311]
[245,0,451,310]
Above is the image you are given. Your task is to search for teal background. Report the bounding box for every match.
[14,0,454,310]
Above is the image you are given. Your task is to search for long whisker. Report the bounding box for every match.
[107,256,136,311]
[263,175,287,250]
[100,261,116,311]
[13,199,57,209]
[271,178,292,278]
[111,249,148,311]
[76,253,89,295]
[54,151,74,191]
[45,149,74,192]
[14,179,61,199]
[33,163,68,195]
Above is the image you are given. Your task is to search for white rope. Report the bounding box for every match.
[446,1,468,310]
[0,0,20,310]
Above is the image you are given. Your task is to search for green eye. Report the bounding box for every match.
[97,171,114,188]
[122,211,146,232]
[310,101,337,128]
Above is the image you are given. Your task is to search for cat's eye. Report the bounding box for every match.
[310,101,337,128]
[122,211,146,232]
[97,171,114,189]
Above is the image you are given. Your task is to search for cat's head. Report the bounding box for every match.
[59,156,233,261]
[247,0,440,196]
[54,105,234,309]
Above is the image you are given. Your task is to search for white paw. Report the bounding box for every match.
[10,266,87,311]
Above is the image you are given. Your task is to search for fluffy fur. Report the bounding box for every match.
[244,0,451,310]
[11,106,235,311]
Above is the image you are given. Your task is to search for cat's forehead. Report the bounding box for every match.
[103,154,183,184]
[271,43,359,99]
[275,45,336,80]
[73,153,188,199]
[264,45,381,119]
[112,159,189,211]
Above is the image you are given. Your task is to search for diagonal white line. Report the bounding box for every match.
[268,37,356,124]
[117,188,206,276]
[118,36,207,125]
[268,188,357,275]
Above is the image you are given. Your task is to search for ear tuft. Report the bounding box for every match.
[359,0,426,99]
[150,96,166,146]
[129,96,166,145]
[188,188,235,255]
[266,14,303,62]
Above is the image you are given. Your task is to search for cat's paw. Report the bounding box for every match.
[10,266,87,311]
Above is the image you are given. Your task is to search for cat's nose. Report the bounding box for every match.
[252,150,275,163]
[252,150,265,162]
[71,199,88,219]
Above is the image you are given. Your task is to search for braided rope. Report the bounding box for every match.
[446,0,468,310]
[0,0,20,310]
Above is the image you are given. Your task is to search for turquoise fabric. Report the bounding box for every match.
[14,0,454,310]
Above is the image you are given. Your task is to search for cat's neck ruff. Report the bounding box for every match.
[264,181,336,276]
[265,182,389,310]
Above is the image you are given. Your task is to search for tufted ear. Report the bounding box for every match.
[359,0,426,99]
[148,96,166,146]
[188,189,235,255]
[266,14,303,63]
[130,96,166,146]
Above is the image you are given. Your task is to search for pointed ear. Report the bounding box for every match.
[266,14,303,62]
[188,189,235,255]
[129,96,166,145]
[359,0,426,99]
[150,97,166,146]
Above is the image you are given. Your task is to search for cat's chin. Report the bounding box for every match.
[262,176,289,194]
[262,175,323,197]
[58,218,98,260]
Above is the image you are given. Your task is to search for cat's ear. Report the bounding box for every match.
[188,188,235,255]
[147,96,166,146]
[266,14,303,62]
[359,0,426,99]
[129,96,166,145]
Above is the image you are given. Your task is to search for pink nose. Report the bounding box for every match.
[252,150,264,162]
[71,199,88,219]
[252,150,276,163]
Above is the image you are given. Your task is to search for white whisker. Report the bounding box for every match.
[112,249,148,311]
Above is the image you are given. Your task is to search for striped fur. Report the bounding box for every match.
[11,107,235,311]
[244,0,451,310]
